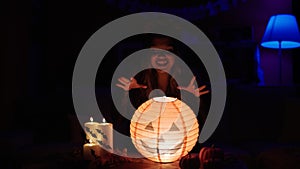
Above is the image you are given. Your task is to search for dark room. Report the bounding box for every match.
[1,0,300,169]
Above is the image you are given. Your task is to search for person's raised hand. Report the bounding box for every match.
[177,76,209,97]
[116,77,147,91]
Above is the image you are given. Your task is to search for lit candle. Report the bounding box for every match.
[84,117,101,142]
[84,117,113,154]
[83,140,101,161]
[96,118,113,153]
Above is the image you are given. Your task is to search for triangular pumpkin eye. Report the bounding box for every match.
[169,123,180,131]
[145,122,154,131]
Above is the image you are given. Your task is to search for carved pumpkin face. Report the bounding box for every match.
[130,97,199,163]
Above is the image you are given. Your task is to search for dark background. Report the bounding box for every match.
[1,0,300,168]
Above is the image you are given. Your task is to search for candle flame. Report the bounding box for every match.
[90,117,93,122]
[103,118,106,123]
[89,139,92,143]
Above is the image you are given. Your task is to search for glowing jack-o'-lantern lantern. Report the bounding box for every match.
[130,96,199,163]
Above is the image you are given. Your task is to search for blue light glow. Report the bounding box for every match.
[261,14,300,49]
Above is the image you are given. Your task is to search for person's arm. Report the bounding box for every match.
[177,76,211,137]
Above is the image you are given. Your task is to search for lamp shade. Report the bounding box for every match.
[130,96,199,163]
[261,14,300,49]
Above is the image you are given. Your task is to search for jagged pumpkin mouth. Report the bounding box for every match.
[139,139,183,155]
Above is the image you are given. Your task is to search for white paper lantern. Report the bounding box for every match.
[130,96,199,163]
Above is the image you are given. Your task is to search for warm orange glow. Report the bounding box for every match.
[130,96,199,163]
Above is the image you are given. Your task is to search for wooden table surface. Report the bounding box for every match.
[107,160,180,169]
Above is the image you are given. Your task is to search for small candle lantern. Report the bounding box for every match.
[83,139,101,160]
[84,117,100,142]
[97,118,113,153]
[84,117,113,154]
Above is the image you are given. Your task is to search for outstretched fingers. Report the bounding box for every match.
[116,77,147,91]
[116,77,131,91]
[118,77,130,85]
[194,85,210,97]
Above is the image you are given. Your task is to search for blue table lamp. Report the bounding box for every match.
[261,14,300,84]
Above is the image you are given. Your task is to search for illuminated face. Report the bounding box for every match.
[150,37,175,73]
[150,48,175,73]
